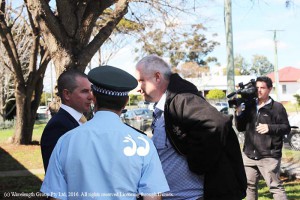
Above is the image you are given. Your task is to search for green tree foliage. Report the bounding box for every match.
[250,55,274,76]
[234,54,250,75]
[135,24,219,68]
[40,92,52,106]
[206,89,226,100]
[128,94,143,106]
[294,94,300,106]
[230,54,274,76]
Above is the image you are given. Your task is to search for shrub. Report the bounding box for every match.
[294,94,300,106]
[206,89,226,100]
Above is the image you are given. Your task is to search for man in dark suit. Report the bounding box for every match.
[41,69,93,172]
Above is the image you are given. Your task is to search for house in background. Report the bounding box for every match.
[187,75,256,97]
[267,66,300,103]
[185,66,300,103]
[131,66,300,104]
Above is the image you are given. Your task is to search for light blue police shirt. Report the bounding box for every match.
[41,111,169,200]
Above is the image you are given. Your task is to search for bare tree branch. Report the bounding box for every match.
[25,0,65,50]
[0,0,24,83]
[78,0,129,69]
[7,3,24,28]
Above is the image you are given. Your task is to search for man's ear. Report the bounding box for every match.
[269,87,272,92]
[62,89,70,101]
[154,71,161,82]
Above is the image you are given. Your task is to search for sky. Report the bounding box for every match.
[209,0,300,70]
[39,0,300,92]
[106,0,300,74]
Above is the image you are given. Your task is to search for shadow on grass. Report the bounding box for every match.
[0,146,46,200]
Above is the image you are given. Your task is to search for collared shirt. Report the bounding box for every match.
[152,93,204,200]
[155,93,166,111]
[60,104,84,125]
[41,111,169,200]
[256,98,272,111]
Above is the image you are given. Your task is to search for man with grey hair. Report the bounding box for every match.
[135,54,247,200]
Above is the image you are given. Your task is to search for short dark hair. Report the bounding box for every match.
[57,69,88,102]
[256,76,273,88]
[93,91,128,111]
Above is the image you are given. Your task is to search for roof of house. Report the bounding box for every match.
[267,66,300,82]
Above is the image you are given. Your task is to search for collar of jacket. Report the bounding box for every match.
[257,96,274,110]
[166,73,199,100]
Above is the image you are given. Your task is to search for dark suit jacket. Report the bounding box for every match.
[41,108,79,172]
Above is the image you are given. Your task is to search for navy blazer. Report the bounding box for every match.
[41,108,79,172]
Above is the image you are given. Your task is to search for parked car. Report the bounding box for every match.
[36,106,50,120]
[284,114,300,151]
[121,108,153,131]
[219,107,229,115]
[137,101,150,108]
[286,126,300,151]
[214,102,228,111]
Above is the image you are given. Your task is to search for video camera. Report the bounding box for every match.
[227,79,257,108]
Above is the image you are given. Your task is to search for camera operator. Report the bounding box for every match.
[234,76,290,200]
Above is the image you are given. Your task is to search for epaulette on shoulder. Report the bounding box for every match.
[124,123,146,136]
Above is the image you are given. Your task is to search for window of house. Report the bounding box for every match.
[282,85,287,94]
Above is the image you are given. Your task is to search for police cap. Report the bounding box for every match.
[88,65,137,96]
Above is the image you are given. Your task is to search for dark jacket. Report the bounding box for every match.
[164,74,247,200]
[41,108,79,172]
[235,98,290,159]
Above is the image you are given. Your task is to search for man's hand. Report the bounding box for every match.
[256,123,269,134]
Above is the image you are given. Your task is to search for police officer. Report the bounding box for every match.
[41,65,169,200]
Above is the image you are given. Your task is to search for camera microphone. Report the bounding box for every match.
[227,91,237,98]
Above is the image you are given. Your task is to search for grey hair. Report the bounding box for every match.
[136,54,172,80]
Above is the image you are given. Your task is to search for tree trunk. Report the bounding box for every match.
[0,75,4,123]
[11,77,44,145]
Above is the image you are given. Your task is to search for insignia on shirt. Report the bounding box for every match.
[123,135,150,156]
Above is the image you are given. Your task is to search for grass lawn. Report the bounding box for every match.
[257,178,300,200]
[0,122,45,144]
[0,122,46,199]
[0,121,300,199]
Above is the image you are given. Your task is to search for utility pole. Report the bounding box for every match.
[267,30,284,101]
[50,61,53,101]
[224,0,235,96]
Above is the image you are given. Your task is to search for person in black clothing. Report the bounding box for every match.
[41,70,93,172]
[135,54,247,200]
[235,76,290,200]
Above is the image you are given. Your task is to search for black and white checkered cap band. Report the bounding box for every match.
[91,85,129,96]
